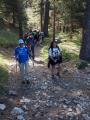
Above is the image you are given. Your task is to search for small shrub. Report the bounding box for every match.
[62,50,72,61]
[76,60,88,69]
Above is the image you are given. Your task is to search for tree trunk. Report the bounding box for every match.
[43,0,50,36]
[12,8,15,27]
[18,17,23,38]
[53,0,55,41]
[17,0,23,38]
[40,0,44,32]
[79,0,90,61]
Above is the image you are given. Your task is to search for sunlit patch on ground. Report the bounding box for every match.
[61,42,80,55]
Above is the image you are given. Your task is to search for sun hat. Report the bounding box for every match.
[19,39,24,44]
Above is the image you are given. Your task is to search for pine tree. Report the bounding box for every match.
[80,0,90,61]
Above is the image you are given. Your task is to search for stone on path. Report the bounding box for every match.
[20,97,30,103]
[17,115,25,120]
[22,105,28,111]
[82,114,90,120]
[11,107,24,115]
[0,104,6,111]
[9,90,17,96]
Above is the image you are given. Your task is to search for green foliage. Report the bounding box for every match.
[67,30,82,46]
[76,60,88,69]
[0,85,7,95]
[62,50,72,61]
[40,31,79,62]
[0,0,28,32]
[0,66,8,85]
[62,49,78,62]
[0,29,18,48]
[40,46,48,62]
[0,30,16,94]
[0,65,8,95]
[60,0,85,25]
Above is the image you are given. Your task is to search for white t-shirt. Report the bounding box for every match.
[49,47,61,58]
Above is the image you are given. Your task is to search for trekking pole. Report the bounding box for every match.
[12,56,18,75]
[32,47,35,68]
[32,58,34,68]
[16,60,18,75]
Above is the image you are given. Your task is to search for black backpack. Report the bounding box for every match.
[48,47,62,68]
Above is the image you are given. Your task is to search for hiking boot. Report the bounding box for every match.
[26,80,30,84]
[22,80,26,84]
[57,73,61,78]
[51,75,55,79]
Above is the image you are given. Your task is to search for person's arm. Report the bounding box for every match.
[27,47,31,58]
[57,47,62,55]
[57,47,62,61]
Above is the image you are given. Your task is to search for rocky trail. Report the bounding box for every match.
[0,46,90,120]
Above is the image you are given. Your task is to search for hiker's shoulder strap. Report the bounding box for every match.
[57,46,60,50]
[57,46,62,52]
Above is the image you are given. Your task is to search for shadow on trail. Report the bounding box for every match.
[0,48,13,59]
[0,46,90,120]
[0,66,8,95]
[34,59,45,65]
[0,59,90,120]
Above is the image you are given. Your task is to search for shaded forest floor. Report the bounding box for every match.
[0,45,90,120]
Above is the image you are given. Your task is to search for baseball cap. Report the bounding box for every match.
[19,39,24,44]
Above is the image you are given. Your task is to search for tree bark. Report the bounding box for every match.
[43,0,50,36]
[18,16,23,38]
[12,8,15,27]
[53,0,55,41]
[17,0,23,38]
[40,0,44,32]
[79,0,90,61]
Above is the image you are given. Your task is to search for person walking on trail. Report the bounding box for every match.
[26,34,35,60]
[23,33,28,43]
[36,30,40,46]
[39,31,44,44]
[32,30,37,44]
[48,41,62,79]
[15,39,31,84]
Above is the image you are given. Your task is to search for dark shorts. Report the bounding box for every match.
[48,56,62,67]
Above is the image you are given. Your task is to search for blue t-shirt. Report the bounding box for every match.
[15,46,30,63]
[28,37,35,46]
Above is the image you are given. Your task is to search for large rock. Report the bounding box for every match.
[17,115,25,120]
[11,107,24,115]
[82,114,90,120]
[20,97,30,103]
[9,90,17,96]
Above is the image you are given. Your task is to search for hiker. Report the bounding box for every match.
[48,41,62,79]
[23,33,28,43]
[15,39,31,84]
[39,31,44,44]
[26,34,35,60]
[36,30,40,46]
[32,30,37,44]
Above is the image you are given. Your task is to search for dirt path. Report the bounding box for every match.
[0,46,90,120]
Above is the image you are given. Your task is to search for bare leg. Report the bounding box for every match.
[19,63,25,81]
[57,64,61,77]
[51,65,55,78]
[25,61,29,80]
